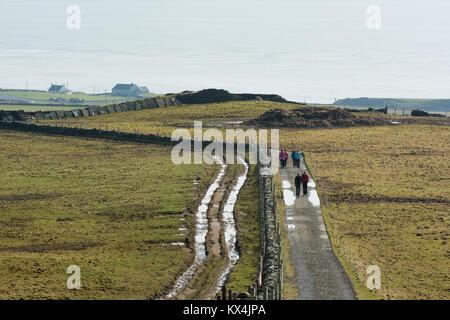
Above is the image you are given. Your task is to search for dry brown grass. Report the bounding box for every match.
[280,124,449,299]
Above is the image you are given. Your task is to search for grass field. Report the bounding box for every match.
[280,125,449,299]
[23,100,450,299]
[38,100,447,137]
[38,101,300,136]
[0,130,217,299]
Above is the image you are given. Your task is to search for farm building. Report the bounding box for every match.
[48,84,70,94]
[112,83,149,97]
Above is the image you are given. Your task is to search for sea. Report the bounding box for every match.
[0,0,449,103]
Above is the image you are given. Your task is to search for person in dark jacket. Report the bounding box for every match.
[294,173,302,198]
[301,172,309,195]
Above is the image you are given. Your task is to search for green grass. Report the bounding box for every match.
[226,164,261,293]
[20,99,449,299]
[0,130,216,299]
[39,100,300,136]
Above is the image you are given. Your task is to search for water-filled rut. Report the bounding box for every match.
[166,156,227,298]
[214,156,249,294]
[166,156,249,299]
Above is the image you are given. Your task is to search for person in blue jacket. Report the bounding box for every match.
[292,150,302,168]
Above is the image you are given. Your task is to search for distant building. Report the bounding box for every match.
[48,84,70,94]
[112,83,149,97]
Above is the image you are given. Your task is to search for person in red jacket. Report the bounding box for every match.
[301,172,309,195]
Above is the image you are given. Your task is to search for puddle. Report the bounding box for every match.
[287,224,296,230]
[215,156,249,292]
[308,178,316,188]
[287,216,294,221]
[283,189,295,206]
[282,180,291,189]
[308,190,321,207]
[281,175,296,206]
[207,121,244,127]
[166,157,227,298]
[162,242,186,246]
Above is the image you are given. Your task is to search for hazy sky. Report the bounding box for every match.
[0,0,449,102]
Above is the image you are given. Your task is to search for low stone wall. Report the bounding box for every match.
[260,173,282,296]
[0,121,178,146]
[0,122,252,155]
[257,167,283,300]
[0,96,182,123]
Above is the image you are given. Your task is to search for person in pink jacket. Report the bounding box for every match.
[279,150,288,168]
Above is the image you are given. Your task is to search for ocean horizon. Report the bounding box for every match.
[1,0,449,104]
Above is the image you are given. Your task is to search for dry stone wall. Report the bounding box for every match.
[0,96,182,123]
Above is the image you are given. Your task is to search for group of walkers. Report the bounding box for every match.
[278,150,302,168]
[279,149,310,197]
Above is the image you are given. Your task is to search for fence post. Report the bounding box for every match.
[264,287,268,300]
[221,286,227,300]
[277,222,280,242]
[278,247,282,269]
[258,256,263,287]
[280,260,284,300]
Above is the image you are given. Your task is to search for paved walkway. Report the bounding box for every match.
[280,159,356,300]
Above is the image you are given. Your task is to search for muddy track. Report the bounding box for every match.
[165,155,249,300]
[176,165,241,300]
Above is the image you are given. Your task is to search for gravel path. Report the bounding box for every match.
[280,159,356,300]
